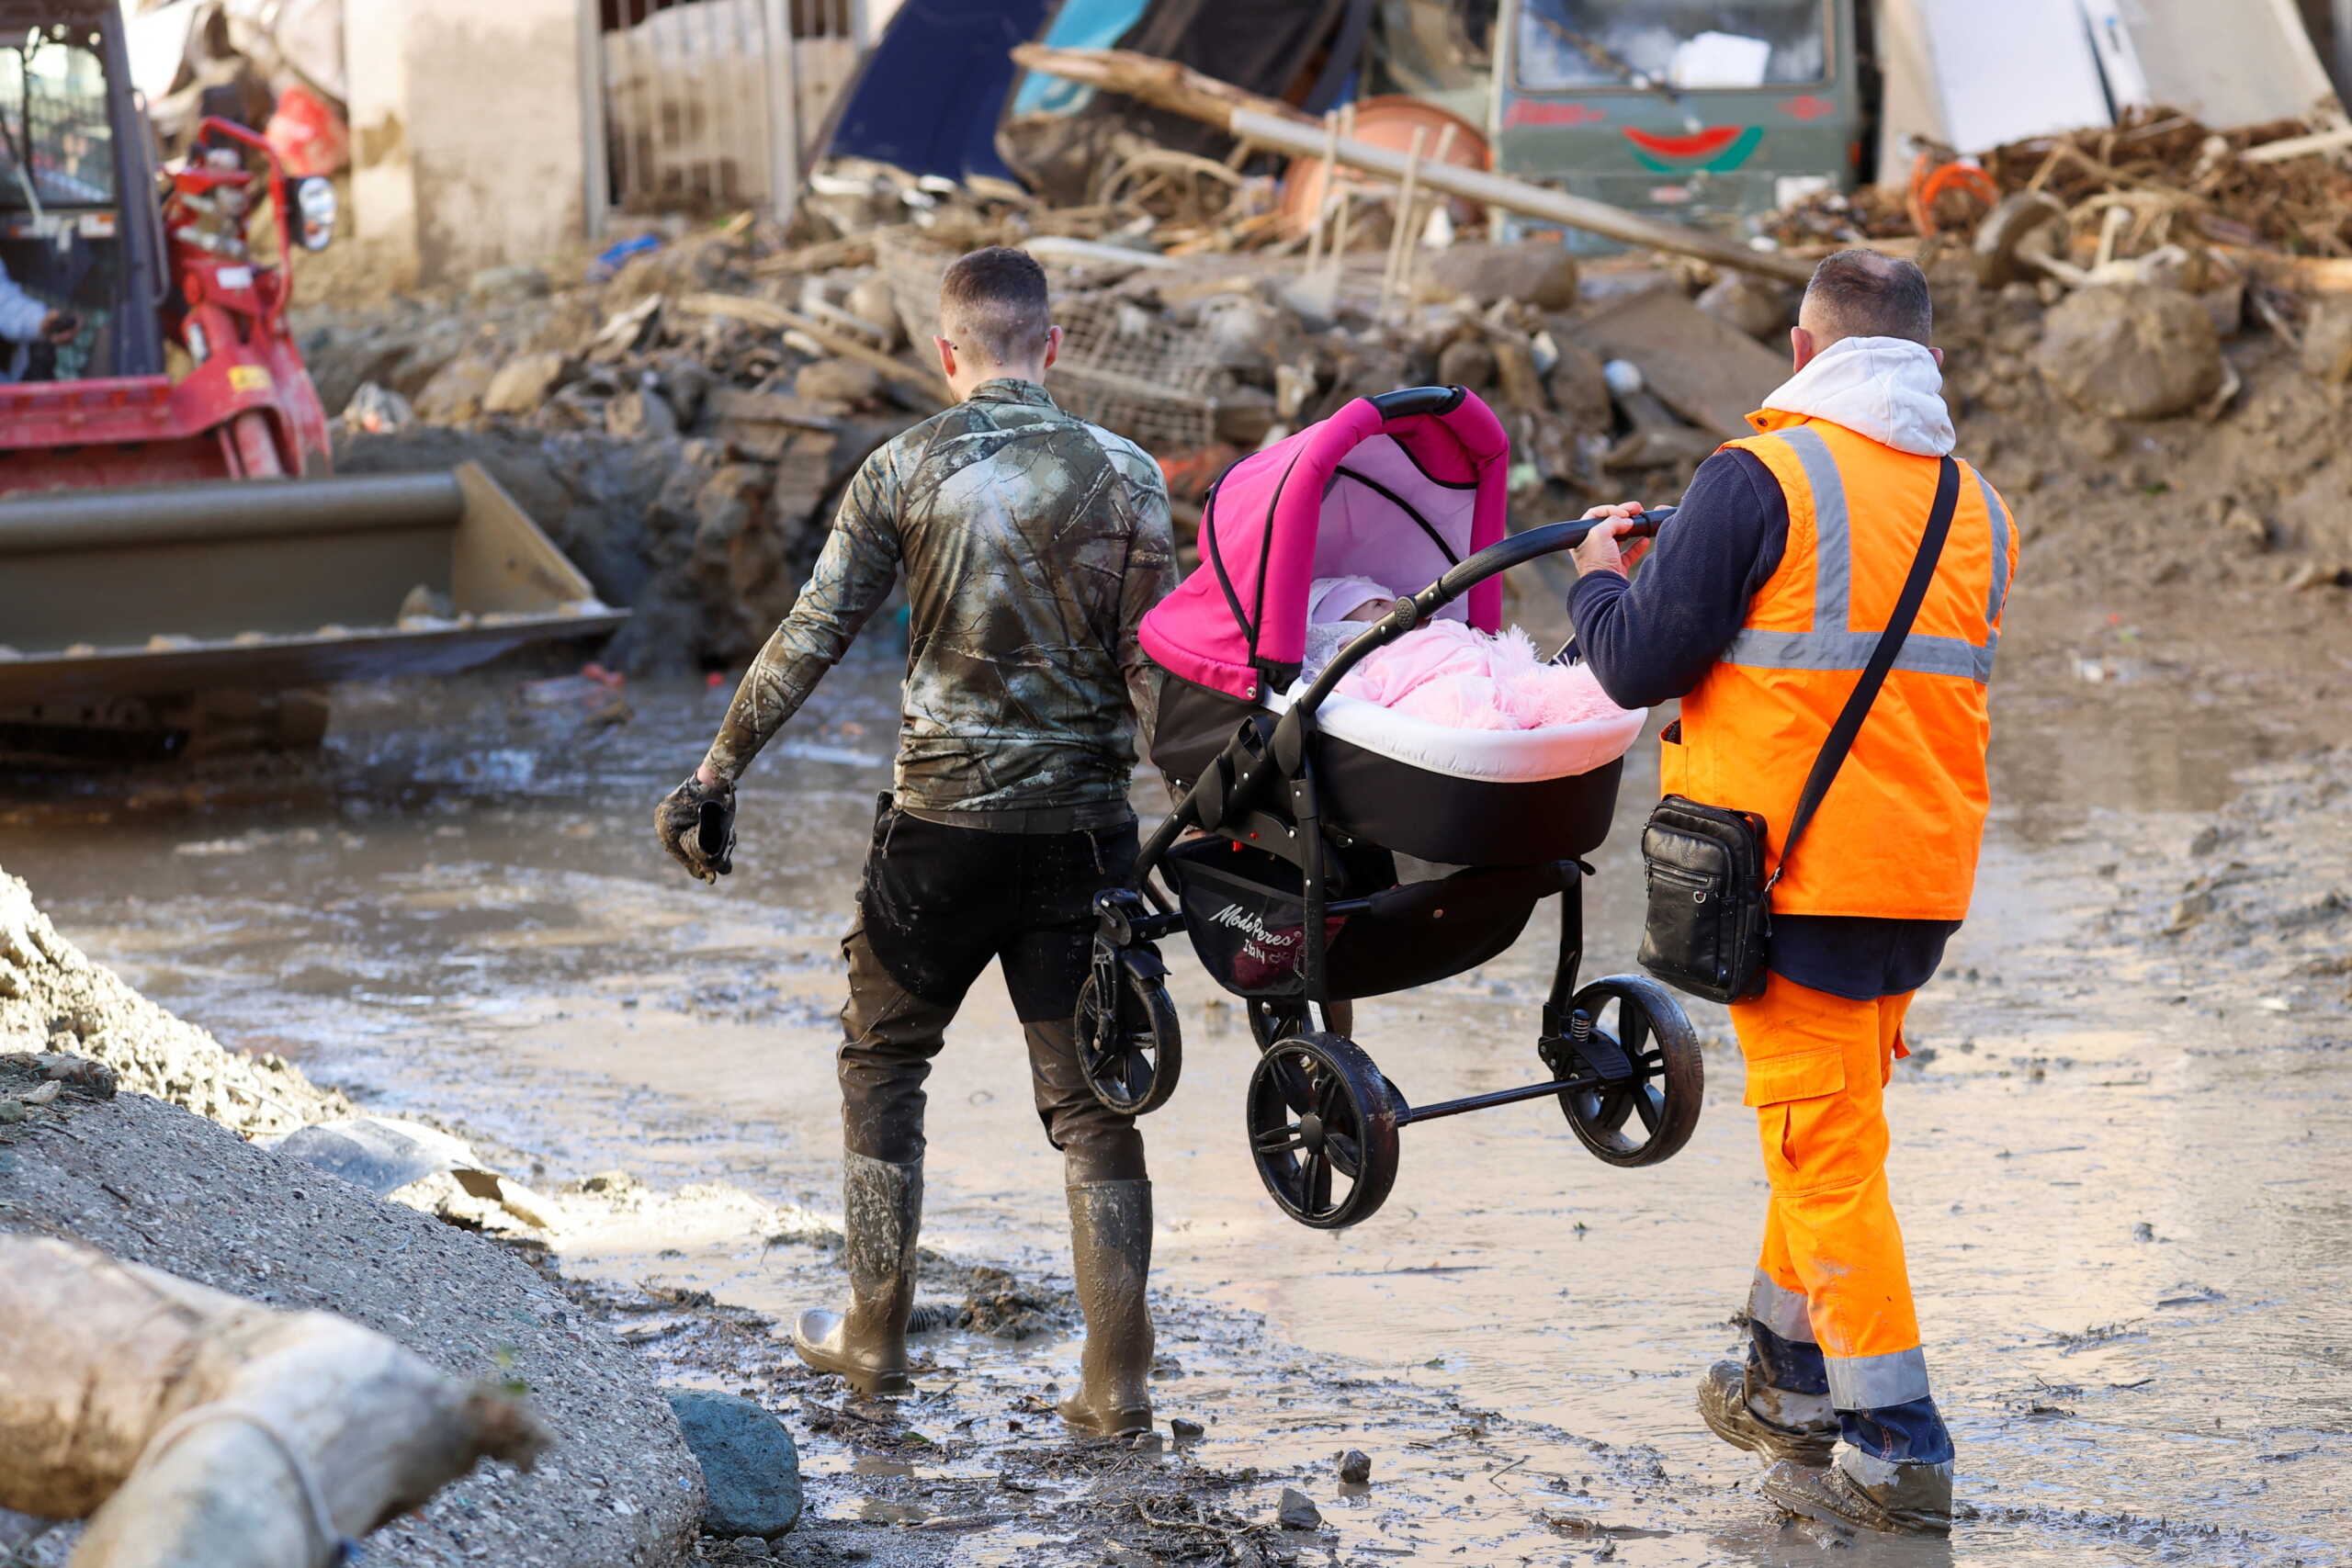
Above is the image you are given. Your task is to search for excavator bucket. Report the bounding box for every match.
[0,462,626,720]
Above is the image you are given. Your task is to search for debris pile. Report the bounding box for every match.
[1775,109,2352,260]
[301,94,2352,676]
[0,865,347,1137]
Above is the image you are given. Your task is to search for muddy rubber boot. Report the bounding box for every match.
[1758,1448,1953,1537]
[793,1153,922,1396]
[1697,1359,1837,1466]
[1057,1179,1155,1437]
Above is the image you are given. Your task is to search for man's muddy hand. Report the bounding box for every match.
[655,774,736,885]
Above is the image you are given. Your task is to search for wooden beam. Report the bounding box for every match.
[1010,44,1314,128]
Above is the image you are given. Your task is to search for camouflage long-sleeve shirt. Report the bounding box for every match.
[700,378,1176,818]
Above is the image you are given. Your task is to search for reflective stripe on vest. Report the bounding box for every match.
[1719,426,2007,684]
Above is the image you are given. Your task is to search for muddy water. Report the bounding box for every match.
[1,659,2345,1566]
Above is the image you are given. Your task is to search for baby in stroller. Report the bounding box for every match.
[1071,386,1705,1228]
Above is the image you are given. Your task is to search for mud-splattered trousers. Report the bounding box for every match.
[841,801,1144,1183]
[1736,976,1953,1464]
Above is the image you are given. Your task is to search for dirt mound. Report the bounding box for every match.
[0,1086,700,1567]
[0,867,346,1138]
[1932,258,2352,598]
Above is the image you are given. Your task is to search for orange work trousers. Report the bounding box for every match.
[1732,976,1931,1412]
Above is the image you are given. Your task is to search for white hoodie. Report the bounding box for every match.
[1754,335,1954,457]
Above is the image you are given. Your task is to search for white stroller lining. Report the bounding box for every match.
[1266,682,1648,784]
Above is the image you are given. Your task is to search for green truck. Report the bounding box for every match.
[1492,0,1863,250]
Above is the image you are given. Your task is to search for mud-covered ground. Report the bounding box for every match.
[1,560,2348,1565]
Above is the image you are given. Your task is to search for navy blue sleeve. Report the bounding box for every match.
[1565,448,1790,710]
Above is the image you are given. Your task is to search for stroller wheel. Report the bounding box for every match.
[1074,957,1182,1116]
[1246,1032,1400,1229]
[1555,976,1703,1168]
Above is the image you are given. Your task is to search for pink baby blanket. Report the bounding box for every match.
[1337,620,1633,732]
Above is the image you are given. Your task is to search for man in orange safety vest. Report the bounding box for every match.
[1566,251,2017,1537]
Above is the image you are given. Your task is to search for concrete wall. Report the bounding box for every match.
[345,0,588,288]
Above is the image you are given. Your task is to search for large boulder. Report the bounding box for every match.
[2033,286,2223,420]
[1419,241,1581,311]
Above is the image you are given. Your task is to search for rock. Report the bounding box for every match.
[608,383,680,441]
[484,352,571,417]
[1275,1488,1320,1530]
[1338,1450,1372,1483]
[1169,1416,1205,1440]
[2033,287,2223,420]
[1696,275,1795,340]
[1544,333,1614,432]
[1420,241,1580,310]
[793,358,886,411]
[1435,336,1498,392]
[2301,298,2352,385]
[664,1390,803,1538]
[729,1537,770,1559]
[412,353,500,423]
[2222,504,2270,550]
[468,263,553,303]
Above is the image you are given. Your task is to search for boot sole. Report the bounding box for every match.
[1758,1471,1951,1538]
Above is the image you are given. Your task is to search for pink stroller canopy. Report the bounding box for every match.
[1141,389,1510,702]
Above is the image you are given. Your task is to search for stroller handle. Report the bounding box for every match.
[1364,384,1469,421]
[1430,508,1674,605]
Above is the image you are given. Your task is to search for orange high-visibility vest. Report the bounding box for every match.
[1658,412,2018,921]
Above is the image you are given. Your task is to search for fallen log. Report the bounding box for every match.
[0,1235,547,1568]
[1014,47,1815,284]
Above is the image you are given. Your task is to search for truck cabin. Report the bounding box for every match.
[1493,0,1860,252]
[0,6,164,383]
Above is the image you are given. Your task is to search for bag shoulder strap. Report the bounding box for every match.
[1770,455,1960,888]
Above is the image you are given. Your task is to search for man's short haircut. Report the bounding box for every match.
[1802,250,1934,348]
[938,245,1051,366]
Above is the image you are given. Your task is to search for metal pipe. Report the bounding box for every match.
[0,472,468,556]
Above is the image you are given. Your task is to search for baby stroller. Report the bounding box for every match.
[1072,386,1704,1229]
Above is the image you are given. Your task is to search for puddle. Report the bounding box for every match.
[1,659,2346,1564]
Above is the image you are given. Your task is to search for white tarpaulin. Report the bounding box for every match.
[1875,0,2337,166]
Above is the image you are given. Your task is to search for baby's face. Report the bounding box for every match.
[1341,596,1388,623]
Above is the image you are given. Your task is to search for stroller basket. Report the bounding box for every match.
[1169,838,1564,1001]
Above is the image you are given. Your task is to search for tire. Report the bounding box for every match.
[1556,975,1703,1168]
[1246,1032,1400,1229]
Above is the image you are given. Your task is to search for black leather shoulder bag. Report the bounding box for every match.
[1637,455,1960,1004]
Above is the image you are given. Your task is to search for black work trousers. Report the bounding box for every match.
[837,798,1145,1184]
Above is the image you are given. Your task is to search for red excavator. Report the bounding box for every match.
[0,3,623,762]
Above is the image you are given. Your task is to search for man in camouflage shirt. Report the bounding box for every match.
[656,246,1175,1436]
